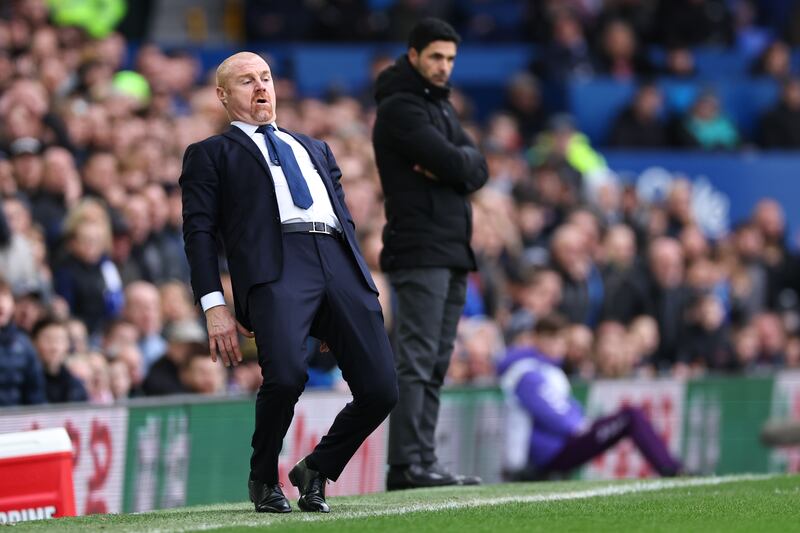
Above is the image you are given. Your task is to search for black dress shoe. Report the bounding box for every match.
[386,463,459,491]
[426,461,483,486]
[288,458,330,513]
[248,480,292,513]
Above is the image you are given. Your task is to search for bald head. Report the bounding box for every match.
[215,52,276,124]
[649,237,684,288]
[216,52,264,89]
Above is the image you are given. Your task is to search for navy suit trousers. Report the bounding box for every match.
[247,232,397,483]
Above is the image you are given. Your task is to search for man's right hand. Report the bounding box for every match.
[413,164,438,181]
[204,305,254,367]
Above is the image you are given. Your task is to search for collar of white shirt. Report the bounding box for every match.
[231,120,275,137]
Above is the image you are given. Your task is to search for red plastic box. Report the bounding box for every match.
[0,428,76,524]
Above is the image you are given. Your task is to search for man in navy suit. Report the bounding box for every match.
[180,52,398,514]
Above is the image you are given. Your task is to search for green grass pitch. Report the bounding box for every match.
[10,474,800,532]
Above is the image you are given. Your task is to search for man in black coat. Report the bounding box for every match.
[372,18,488,490]
[181,52,397,513]
[604,237,693,370]
[759,77,800,149]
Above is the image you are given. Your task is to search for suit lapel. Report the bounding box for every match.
[224,125,344,216]
[223,126,275,186]
[281,129,342,209]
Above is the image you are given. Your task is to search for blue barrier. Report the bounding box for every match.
[604,150,800,245]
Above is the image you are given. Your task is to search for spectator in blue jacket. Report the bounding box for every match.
[498,314,681,480]
[0,277,47,407]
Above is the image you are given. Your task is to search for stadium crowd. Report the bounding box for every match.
[2,0,800,408]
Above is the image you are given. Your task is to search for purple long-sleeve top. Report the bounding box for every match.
[497,346,586,469]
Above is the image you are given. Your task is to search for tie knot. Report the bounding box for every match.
[255,124,274,135]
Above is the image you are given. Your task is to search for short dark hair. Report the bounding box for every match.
[408,17,461,52]
[31,316,67,339]
[533,314,569,336]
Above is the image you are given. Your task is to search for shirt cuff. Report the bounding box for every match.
[200,291,226,312]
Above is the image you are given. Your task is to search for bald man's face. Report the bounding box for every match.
[216,54,276,124]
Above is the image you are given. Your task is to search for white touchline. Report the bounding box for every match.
[150,474,776,533]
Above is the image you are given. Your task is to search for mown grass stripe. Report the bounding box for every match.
[156,474,775,533]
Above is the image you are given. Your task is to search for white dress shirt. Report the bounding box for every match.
[200,121,342,312]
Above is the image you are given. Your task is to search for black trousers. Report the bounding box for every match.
[248,233,398,484]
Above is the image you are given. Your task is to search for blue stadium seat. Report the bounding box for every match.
[570,77,780,144]
[568,79,636,144]
[292,46,375,97]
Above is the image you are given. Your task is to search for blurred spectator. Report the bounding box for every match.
[594,19,653,79]
[732,323,760,371]
[66,317,89,353]
[54,210,124,334]
[750,40,793,79]
[112,341,145,395]
[0,195,40,295]
[0,277,46,406]
[593,0,657,41]
[507,267,563,346]
[534,11,595,81]
[674,91,740,150]
[608,83,668,148]
[628,315,660,373]
[12,289,49,334]
[109,358,132,400]
[124,192,167,284]
[66,351,112,404]
[159,280,198,326]
[530,114,607,189]
[729,222,769,321]
[450,318,505,386]
[661,45,697,78]
[550,224,604,326]
[594,320,635,378]
[754,311,787,367]
[600,223,638,317]
[143,319,207,396]
[31,316,88,403]
[142,183,190,282]
[784,335,800,369]
[679,294,734,373]
[664,178,694,237]
[123,281,166,372]
[563,323,593,379]
[34,146,81,248]
[503,72,548,144]
[180,346,225,395]
[758,77,800,149]
[607,237,693,369]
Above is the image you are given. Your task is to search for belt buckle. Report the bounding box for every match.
[309,221,327,234]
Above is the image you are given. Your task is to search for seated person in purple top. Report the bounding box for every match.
[498,314,682,480]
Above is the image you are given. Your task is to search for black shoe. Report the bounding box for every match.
[288,458,330,513]
[386,463,459,491]
[248,480,292,513]
[426,462,482,486]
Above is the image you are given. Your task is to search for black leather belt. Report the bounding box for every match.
[281,221,342,240]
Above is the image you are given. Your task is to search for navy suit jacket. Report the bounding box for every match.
[180,125,377,330]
